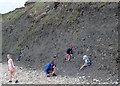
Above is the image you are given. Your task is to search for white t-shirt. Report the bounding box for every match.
[8,59,14,67]
[85,59,88,63]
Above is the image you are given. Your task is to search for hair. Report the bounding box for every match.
[53,55,56,58]
[7,53,12,58]
[50,61,54,64]
[69,44,73,48]
[90,54,92,56]
[83,55,88,60]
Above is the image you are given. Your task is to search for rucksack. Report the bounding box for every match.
[87,58,91,66]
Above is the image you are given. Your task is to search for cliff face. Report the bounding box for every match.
[2,2,118,81]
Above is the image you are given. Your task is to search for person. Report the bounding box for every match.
[65,46,73,61]
[80,55,91,70]
[45,61,57,77]
[52,55,57,62]
[7,54,18,83]
[17,49,24,61]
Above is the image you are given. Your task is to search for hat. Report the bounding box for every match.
[83,55,88,60]
[53,55,57,58]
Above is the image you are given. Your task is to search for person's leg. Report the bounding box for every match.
[8,66,16,82]
[52,73,57,76]
[80,64,87,70]
[52,68,57,76]
[65,54,68,60]
[9,70,14,82]
[11,70,15,78]
[66,54,69,61]
[80,65,84,70]
[46,69,52,77]
[9,71,13,82]
[68,54,71,61]
[70,54,72,57]
[8,66,13,82]
[10,70,15,82]
[45,70,49,76]
[11,68,18,83]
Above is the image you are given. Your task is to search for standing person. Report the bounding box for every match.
[80,55,91,70]
[45,61,57,77]
[7,54,18,83]
[65,46,73,61]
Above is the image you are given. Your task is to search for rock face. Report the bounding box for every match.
[2,2,118,84]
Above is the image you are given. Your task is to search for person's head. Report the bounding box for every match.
[89,54,92,57]
[83,55,88,60]
[69,44,73,49]
[7,53,12,59]
[50,61,54,66]
[53,55,57,59]
[52,55,56,62]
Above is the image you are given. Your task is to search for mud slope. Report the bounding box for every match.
[2,2,118,83]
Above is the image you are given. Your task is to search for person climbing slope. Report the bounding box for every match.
[65,45,73,61]
[45,61,57,77]
[7,53,18,83]
[80,55,91,70]
[52,55,57,63]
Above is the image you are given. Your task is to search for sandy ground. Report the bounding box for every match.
[1,62,118,84]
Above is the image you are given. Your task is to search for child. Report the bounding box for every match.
[80,55,91,70]
[7,54,18,83]
[65,46,73,61]
[52,55,57,62]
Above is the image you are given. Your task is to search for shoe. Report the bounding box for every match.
[9,80,12,83]
[65,58,66,61]
[47,75,50,77]
[68,59,71,61]
[52,73,57,76]
[15,80,18,83]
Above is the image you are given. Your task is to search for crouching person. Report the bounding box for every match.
[45,61,57,77]
[80,55,91,70]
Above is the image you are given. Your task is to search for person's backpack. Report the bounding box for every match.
[87,58,91,66]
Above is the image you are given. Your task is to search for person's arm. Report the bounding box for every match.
[70,49,73,54]
[70,49,73,57]
[51,65,56,74]
[52,67,56,74]
[10,59,15,68]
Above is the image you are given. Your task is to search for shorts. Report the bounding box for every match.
[84,62,91,66]
[66,54,72,58]
[8,66,15,72]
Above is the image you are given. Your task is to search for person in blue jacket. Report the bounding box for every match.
[45,61,57,77]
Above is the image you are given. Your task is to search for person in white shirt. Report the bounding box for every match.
[80,55,91,70]
[7,53,18,83]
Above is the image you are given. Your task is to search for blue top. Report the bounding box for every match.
[45,63,56,71]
